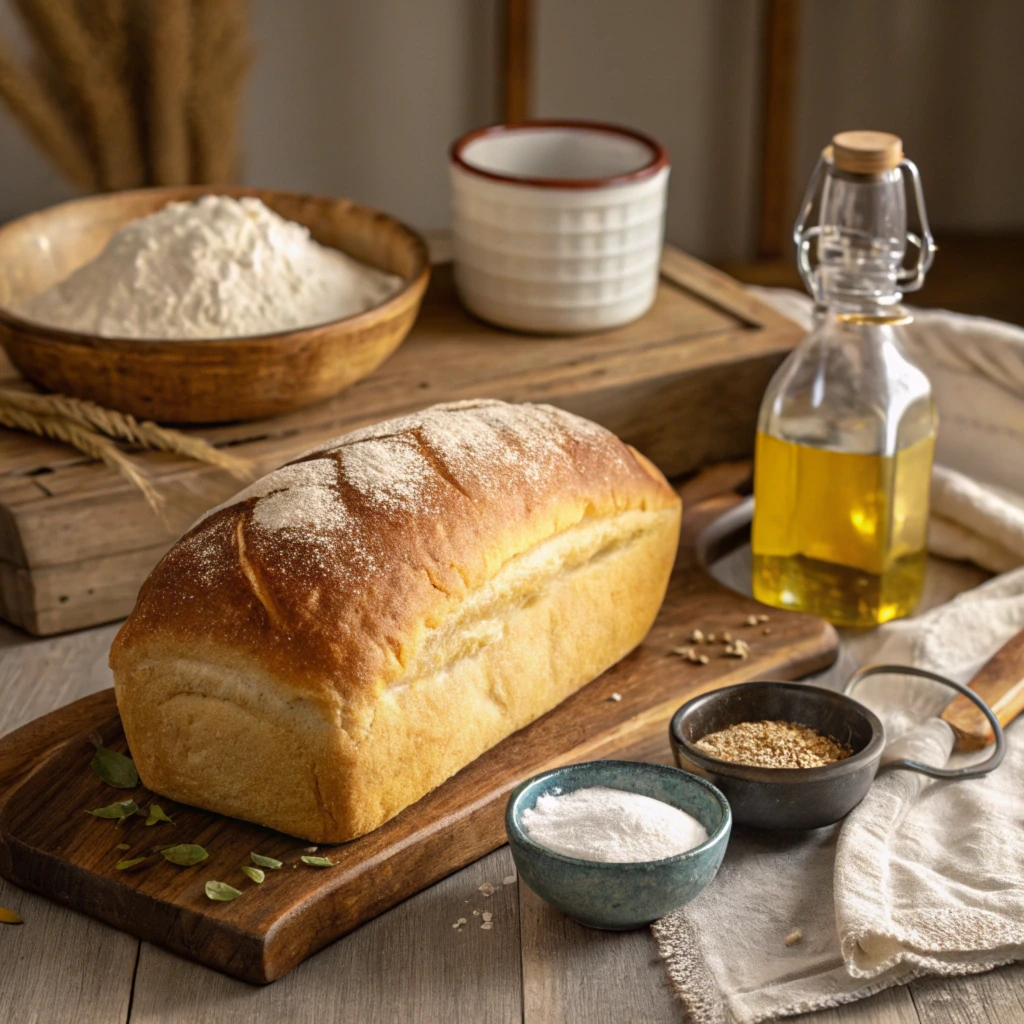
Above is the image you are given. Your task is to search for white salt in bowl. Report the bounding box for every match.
[449,121,670,334]
[505,760,731,930]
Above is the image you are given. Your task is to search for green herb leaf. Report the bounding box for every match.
[145,804,174,827]
[240,865,265,884]
[89,800,138,820]
[205,880,242,901]
[300,855,335,868]
[160,844,208,867]
[250,852,283,870]
[90,747,139,789]
[0,907,22,925]
[116,857,148,871]
[116,843,131,851]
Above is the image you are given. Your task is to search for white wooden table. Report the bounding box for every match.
[1,620,1021,1024]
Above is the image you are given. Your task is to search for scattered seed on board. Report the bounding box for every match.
[453,917,467,930]
[690,629,705,644]
[608,692,622,702]
[673,646,709,666]
[758,614,770,623]
[482,911,493,922]
[763,627,772,635]
[785,930,803,946]
[722,632,732,643]
[481,921,493,930]
[472,909,480,916]
[724,639,750,659]
[746,615,759,627]
[707,633,716,642]
[502,875,516,885]
[478,882,496,896]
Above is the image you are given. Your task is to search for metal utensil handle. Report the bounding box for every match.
[844,664,1006,779]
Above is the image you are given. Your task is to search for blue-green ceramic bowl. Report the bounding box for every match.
[505,760,731,930]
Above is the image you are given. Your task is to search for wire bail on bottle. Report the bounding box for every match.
[794,131,936,300]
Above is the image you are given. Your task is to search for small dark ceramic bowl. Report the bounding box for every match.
[669,681,885,831]
[505,760,731,930]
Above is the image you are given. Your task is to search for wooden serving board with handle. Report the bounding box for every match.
[0,486,839,984]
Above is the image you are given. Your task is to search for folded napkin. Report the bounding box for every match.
[653,295,1024,1022]
[930,465,1024,573]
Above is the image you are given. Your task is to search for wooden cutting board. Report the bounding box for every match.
[0,493,838,984]
[0,247,801,636]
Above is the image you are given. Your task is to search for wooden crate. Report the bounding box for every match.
[0,248,800,635]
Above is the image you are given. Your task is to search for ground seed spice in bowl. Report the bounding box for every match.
[694,720,853,769]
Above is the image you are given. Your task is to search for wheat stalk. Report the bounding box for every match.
[190,0,251,183]
[147,0,191,185]
[0,37,96,188]
[0,387,252,479]
[13,0,144,189]
[0,404,163,515]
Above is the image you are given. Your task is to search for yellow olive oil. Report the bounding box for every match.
[751,432,934,627]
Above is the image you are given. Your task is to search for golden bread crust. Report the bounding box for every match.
[110,400,681,841]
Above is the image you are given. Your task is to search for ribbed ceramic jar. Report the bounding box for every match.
[450,121,670,334]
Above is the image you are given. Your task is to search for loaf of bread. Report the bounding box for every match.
[110,400,681,842]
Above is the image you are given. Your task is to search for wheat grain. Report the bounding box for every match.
[0,387,252,479]
[0,405,163,515]
[0,37,96,188]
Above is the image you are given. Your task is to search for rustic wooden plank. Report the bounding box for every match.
[0,623,118,734]
[0,877,138,1024]
[0,543,173,636]
[127,847,522,1024]
[909,963,1024,1024]
[520,881,684,1024]
[0,621,138,1024]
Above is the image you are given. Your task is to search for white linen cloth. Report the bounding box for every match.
[653,293,1024,1022]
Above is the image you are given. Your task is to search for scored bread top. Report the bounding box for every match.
[110,400,679,717]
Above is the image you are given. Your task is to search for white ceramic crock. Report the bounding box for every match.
[449,121,670,334]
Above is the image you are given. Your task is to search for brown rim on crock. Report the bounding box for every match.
[449,120,670,189]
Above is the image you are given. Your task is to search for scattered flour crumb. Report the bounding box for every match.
[478,882,496,897]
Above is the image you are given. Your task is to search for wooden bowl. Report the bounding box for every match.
[0,186,430,423]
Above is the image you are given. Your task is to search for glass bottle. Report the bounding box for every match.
[751,131,938,628]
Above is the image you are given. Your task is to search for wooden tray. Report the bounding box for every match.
[0,247,801,635]
[0,493,838,984]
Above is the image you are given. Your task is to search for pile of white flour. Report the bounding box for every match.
[19,195,403,339]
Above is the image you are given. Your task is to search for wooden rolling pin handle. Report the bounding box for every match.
[941,629,1024,751]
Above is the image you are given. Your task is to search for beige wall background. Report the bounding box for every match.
[0,0,1021,262]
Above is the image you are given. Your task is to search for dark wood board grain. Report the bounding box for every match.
[0,501,837,984]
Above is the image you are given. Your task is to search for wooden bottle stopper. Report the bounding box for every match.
[830,131,903,174]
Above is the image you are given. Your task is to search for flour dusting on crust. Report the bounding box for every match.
[186,400,630,596]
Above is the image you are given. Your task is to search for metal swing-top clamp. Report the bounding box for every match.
[793,130,937,296]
